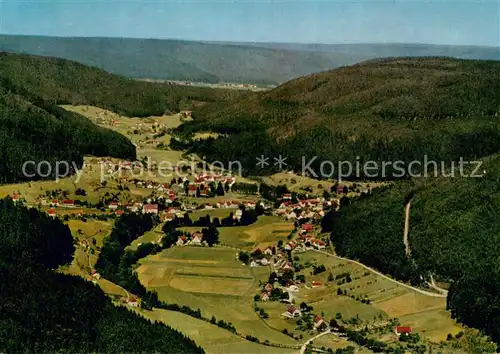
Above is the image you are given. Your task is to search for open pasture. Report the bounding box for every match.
[217,215,293,250]
[136,246,297,346]
[293,251,461,342]
[134,308,297,354]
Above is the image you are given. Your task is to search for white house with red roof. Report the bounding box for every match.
[260,292,270,302]
[190,233,203,246]
[108,202,119,210]
[62,199,75,207]
[143,204,158,214]
[176,236,188,246]
[264,283,273,292]
[395,326,412,336]
[282,193,292,200]
[311,281,323,288]
[282,305,301,319]
[47,209,57,218]
[187,185,198,197]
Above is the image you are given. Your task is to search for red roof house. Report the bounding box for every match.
[395,326,412,336]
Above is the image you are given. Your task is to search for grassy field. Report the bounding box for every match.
[133,308,297,354]
[292,252,462,341]
[136,246,297,346]
[180,215,293,250]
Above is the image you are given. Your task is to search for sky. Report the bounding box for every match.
[0,0,499,47]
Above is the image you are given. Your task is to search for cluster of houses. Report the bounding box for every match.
[280,305,329,331]
[275,197,338,221]
[174,232,207,247]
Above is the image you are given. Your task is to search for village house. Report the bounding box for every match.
[62,199,75,208]
[311,281,323,288]
[260,292,270,302]
[176,236,188,246]
[263,247,273,256]
[115,210,124,216]
[312,239,326,250]
[314,315,328,331]
[286,284,299,292]
[143,204,158,214]
[259,258,270,266]
[187,185,198,197]
[126,297,140,307]
[395,326,412,336]
[234,209,243,221]
[282,305,301,319]
[264,283,273,293]
[189,233,203,246]
[47,209,57,218]
[301,223,313,234]
[282,193,292,201]
[108,202,119,210]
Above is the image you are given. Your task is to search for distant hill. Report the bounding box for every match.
[219,41,500,61]
[0,52,250,117]
[0,35,366,85]
[178,57,500,176]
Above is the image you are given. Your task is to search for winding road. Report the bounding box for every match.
[298,330,331,354]
[404,199,412,257]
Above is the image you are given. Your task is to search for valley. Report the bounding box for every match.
[0,48,499,354]
[1,102,490,353]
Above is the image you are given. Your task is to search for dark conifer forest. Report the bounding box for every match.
[0,198,204,353]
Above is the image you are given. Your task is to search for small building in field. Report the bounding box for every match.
[395,326,412,336]
[127,297,140,307]
[311,281,323,288]
[282,305,301,319]
[62,199,75,207]
[109,202,119,210]
[47,209,57,218]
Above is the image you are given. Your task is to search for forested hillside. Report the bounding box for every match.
[178,57,500,177]
[0,198,204,353]
[0,52,251,117]
[0,35,365,84]
[0,75,135,183]
[332,154,500,344]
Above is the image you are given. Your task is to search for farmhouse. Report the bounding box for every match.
[395,326,412,336]
[311,281,323,288]
[47,209,57,218]
[190,233,203,246]
[62,199,75,207]
[314,315,328,331]
[260,292,270,302]
[301,224,313,233]
[282,194,292,200]
[108,202,119,210]
[264,283,273,292]
[126,297,140,307]
[282,305,301,319]
[176,236,188,246]
[143,204,158,214]
[263,247,273,256]
[187,185,198,197]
